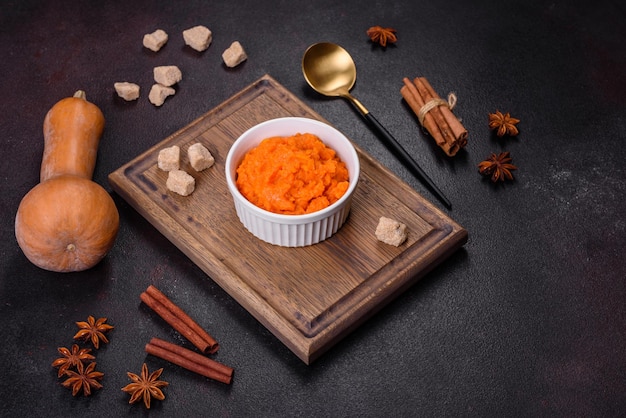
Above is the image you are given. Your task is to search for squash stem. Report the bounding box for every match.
[73,90,86,100]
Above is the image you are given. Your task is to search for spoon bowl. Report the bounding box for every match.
[302,43,367,114]
[302,43,356,97]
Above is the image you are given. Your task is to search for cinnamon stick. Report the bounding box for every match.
[150,337,233,378]
[401,76,467,157]
[401,78,446,147]
[412,77,456,150]
[145,285,219,353]
[401,79,456,156]
[419,77,468,147]
[145,339,233,384]
[140,285,219,354]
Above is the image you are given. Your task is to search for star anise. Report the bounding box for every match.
[73,316,114,349]
[478,151,518,182]
[366,26,397,47]
[61,361,104,396]
[121,363,168,409]
[51,344,95,377]
[488,110,520,137]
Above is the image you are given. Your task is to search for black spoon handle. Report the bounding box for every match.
[363,112,452,209]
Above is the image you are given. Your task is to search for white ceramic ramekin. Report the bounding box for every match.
[225,117,360,247]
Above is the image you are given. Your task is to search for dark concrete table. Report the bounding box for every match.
[1,0,625,416]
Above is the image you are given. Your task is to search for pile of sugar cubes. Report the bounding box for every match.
[157,143,215,196]
[114,25,247,106]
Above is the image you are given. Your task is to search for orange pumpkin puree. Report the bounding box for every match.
[236,133,349,215]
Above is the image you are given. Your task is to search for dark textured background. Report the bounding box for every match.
[1,0,625,416]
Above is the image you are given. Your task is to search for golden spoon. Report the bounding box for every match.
[302,42,451,209]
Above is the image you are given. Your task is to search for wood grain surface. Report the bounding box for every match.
[108,74,468,363]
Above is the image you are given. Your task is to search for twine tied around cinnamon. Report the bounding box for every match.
[401,77,467,157]
[417,93,457,126]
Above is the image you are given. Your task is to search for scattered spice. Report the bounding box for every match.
[61,361,104,396]
[73,316,114,349]
[122,363,168,409]
[478,151,518,182]
[51,344,95,378]
[488,110,520,137]
[366,26,397,47]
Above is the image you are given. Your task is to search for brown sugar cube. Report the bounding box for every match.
[182,25,212,52]
[222,41,247,68]
[149,84,175,106]
[153,65,182,87]
[375,216,408,247]
[143,29,169,52]
[114,82,140,101]
[157,145,180,171]
[187,143,215,171]
[166,170,195,196]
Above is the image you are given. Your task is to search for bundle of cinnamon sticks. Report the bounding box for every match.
[401,77,468,157]
[141,285,233,384]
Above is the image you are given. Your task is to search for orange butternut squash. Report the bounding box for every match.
[15,91,119,272]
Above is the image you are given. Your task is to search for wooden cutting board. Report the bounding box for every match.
[108,74,467,364]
